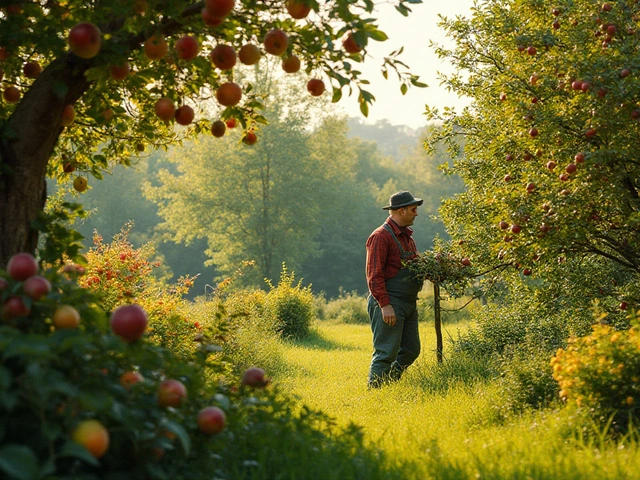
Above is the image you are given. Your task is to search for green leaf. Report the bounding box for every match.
[58,441,100,466]
[401,83,408,95]
[0,445,39,480]
[331,88,343,103]
[161,420,190,456]
[359,100,369,117]
[367,30,389,42]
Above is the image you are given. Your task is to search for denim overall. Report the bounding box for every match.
[368,224,423,387]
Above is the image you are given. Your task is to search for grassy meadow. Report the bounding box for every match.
[271,317,640,479]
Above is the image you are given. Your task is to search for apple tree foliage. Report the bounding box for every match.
[426,0,640,322]
[0,0,425,268]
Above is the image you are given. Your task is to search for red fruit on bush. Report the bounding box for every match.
[264,29,288,56]
[175,35,199,61]
[499,220,509,229]
[144,34,168,60]
[511,224,521,234]
[342,32,363,54]
[2,296,30,320]
[565,163,577,174]
[216,82,242,107]
[174,105,195,126]
[120,371,144,390]
[23,275,51,300]
[286,0,311,19]
[522,268,532,276]
[68,22,102,59]
[241,367,269,388]
[7,252,38,281]
[3,86,20,103]
[242,131,257,145]
[157,379,187,407]
[23,61,42,79]
[204,0,235,18]
[225,118,237,129]
[110,304,148,342]
[461,258,471,267]
[201,8,224,26]
[282,55,301,73]
[109,62,130,81]
[307,78,325,96]
[238,44,261,65]
[197,406,226,434]
[211,120,226,137]
[210,44,237,70]
[155,97,175,121]
[53,305,81,329]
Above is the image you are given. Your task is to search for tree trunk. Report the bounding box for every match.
[433,282,443,363]
[0,56,90,267]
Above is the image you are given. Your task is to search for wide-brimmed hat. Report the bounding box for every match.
[382,191,423,210]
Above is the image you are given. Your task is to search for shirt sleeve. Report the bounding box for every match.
[366,231,391,307]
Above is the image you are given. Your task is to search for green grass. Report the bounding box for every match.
[271,320,640,480]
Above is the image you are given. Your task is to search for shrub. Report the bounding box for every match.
[324,291,369,324]
[551,314,640,432]
[264,265,315,340]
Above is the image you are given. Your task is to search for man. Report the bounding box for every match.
[365,191,424,388]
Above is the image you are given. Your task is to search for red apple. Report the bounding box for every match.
[110,304,148,342]
[238,44,261,65]
[585,128,597,138]
[241,367,269,388]
[571,80,583,90]
[286,0,311,19]
[264,29,288,56]
[307,78,325,96]
[242,131,257,145]
[529,128,539,138]
[552,20,560,30]
[61,104,75,126]
[546,160,557,170]
[7,253,38,281]
[565,163,577,174]
[3,86,20,103]
[559,173,569,181]
[225,118,237,129]
[602,3,612,12]
[574,152,585,163]
[204,0,234,18]
[109,62,130,81]
[23,275,51,300]
[504,174,511,182]
[68,22,102,59]
[523,152,533,161]
[175,36,199,61]
[197,406,226,434]
[552,7,561,15]
[155,97,175,121]
[511,224,521,234]
[631,110,640,119]
[522,268,532,276]
[499,221,509,229]
[597,88,608,98]
[526,182,536,193]
[527,46,537,55]
[282,55,301,73]
[461,258,471,267]
[343,32,363,54]
[211,120,226,137]
[499,92,507,101]
[580,81,591,92]
[144,34,168,60]
[174,105,194,126]
[157,379,187,407]
[540,223,550,233]
[620,301,628,311]
[120,371,144,390]
[210,44,236,70]
[216,82,242,107]
[201,8,224,26]
[505,154,513,161]
[1,296,30,320]
[620,68,631,78]
[23,61,42,79]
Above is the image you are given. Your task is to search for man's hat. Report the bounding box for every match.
[382,191,423,210]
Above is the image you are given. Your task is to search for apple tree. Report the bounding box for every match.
[0,0,425,267]
[426,0,640,315]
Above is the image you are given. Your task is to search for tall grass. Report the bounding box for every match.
[271,321,640,479]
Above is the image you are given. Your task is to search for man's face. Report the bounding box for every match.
[398,205,419,226]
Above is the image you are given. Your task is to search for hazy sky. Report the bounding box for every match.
[338,0,475,129]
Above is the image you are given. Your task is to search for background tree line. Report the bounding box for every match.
[62,77,462,298]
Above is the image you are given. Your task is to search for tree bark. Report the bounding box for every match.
[433,282,443,363]
[0,55,91,267]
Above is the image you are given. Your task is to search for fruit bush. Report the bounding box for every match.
[77,225,202,361]
[1,251,406,479]
[264,265,315,340]
[551,312,640,432]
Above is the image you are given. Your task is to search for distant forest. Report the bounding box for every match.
[54,114,462,299]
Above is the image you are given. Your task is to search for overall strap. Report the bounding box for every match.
[382,223,413,258]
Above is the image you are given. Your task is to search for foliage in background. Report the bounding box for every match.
[323,290,369,325]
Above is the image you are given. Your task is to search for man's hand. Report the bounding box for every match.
[381,304,396,326]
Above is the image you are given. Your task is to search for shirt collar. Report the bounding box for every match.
[386,218,414,237]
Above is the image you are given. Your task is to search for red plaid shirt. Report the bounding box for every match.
[366,218,418,307]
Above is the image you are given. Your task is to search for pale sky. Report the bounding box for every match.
[338,0,475,130]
